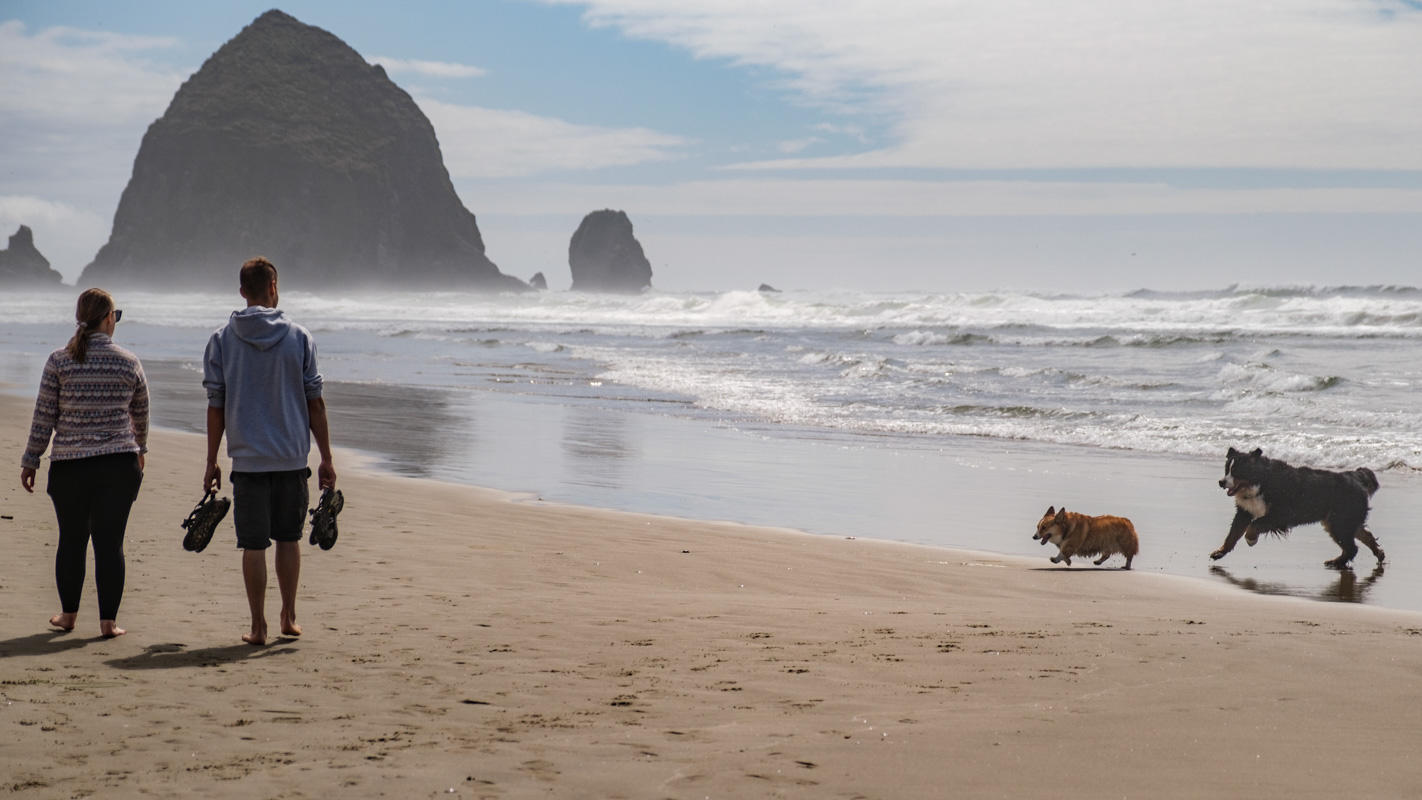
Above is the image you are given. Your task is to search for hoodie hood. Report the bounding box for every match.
[228,307,293,351]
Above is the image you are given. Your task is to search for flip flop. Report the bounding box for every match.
[308,487,343,550]
[181,489,231,552]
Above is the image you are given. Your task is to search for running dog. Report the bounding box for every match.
[1213,447,1384,569]
[1033,506,1139,569]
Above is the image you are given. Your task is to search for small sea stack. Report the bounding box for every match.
[0,226,63,285]
[568,210,652,293]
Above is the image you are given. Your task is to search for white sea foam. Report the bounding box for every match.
[11,284,1422,336]
[6,284,1422,470]
[1216,362,1340,393]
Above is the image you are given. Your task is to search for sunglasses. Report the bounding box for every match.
[112,309,123,323]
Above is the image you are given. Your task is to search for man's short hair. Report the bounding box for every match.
[240,257,278,297]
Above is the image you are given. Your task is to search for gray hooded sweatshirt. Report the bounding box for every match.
[203,307,323,473]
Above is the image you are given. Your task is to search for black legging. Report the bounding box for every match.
[46,453,143,620]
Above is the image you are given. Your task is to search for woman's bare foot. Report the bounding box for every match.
[99,620,126,638]
[49,613,76,632]
[279,610,301,637]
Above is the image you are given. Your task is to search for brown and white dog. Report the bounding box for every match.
[1033,506,1139,569]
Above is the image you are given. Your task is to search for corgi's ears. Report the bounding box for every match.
[1251,448,1263,457]
[1045,505,1055,516]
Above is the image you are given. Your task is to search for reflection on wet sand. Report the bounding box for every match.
[1210,565,1386,604]
[561,406,633,490]
[140,360,211,433]
[140,359,470,479]
[323,383,472,478]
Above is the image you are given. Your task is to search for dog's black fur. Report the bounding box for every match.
[1212,447,1383,569]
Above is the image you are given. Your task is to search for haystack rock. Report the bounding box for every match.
[80,9,525,291]
[568,210,652,293]
[0,226,63,285]
[528,272,548,290]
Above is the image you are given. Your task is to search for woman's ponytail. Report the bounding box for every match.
[65,288,114,364]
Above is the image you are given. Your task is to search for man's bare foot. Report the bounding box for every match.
[49,613,76,632]
[242,623,267,646]
[99,621,126,638]
[279,610,301,637]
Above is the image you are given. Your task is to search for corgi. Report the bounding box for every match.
[1033,506,1138,569]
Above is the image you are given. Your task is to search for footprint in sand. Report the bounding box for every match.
[520,759,560,781]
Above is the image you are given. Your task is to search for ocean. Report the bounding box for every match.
[5,285,1422,609]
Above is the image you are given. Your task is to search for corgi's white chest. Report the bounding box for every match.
[1234,487,1268,519]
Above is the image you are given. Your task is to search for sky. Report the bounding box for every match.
[2,0,1421,292]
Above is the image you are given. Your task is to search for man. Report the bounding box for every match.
[203,257,335,645]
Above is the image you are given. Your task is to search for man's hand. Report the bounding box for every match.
[204,462,222,494]
[20,467,35,494]
[317,459,336,490]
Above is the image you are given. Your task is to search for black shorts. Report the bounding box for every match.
[231,468,310,550]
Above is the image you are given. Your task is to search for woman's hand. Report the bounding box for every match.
[137,453,145,471]
[21,467,36,494]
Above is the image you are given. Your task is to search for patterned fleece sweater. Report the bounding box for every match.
[22,334,149,470]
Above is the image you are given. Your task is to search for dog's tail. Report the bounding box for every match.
[1352,467,1380,496]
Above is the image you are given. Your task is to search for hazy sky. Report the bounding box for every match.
[3,0,1421,291]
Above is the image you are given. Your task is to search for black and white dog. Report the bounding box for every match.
[1212,447,1384,569]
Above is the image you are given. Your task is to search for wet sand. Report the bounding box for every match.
[125,358,1422,611]
[4,393,1422,798]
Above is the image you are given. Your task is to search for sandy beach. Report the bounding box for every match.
[4,392,1422,799]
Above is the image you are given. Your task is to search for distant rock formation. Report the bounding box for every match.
[528,272,548,290]
[80,9,525,291]
[758,283,781,293]
[0,226,63,285]
[568,210,652,293]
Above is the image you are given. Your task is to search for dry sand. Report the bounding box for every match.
[4,392,1422,799]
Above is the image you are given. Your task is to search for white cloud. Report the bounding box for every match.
[776,137,823,154]
[814,122,869,143]
[463,177,1422,218]
[0,22,187,280]
[548,0,1422,170]
[0,21,183,124]
[0,22,184,204]
[418,97,690,177]
[370,56,488,79]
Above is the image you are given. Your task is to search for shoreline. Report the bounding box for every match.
[6,395,1422,796]
[9,368,1422,613]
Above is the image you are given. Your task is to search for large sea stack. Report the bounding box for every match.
[80,10,524,291]
[0,226,63,285]
[568,210,652,293]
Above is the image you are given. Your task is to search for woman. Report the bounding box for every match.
[20,288,148,638]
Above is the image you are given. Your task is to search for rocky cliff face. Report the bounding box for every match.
[80,9,524,291]
[568,210,652,293]
[0,226,63,285]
